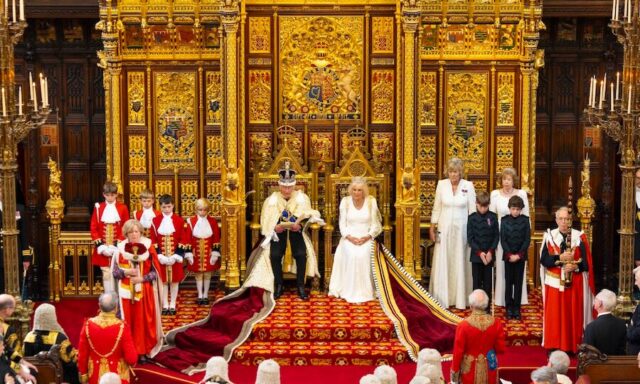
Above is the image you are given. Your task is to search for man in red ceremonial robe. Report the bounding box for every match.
[451,289,506,384]
[113,219,163,362]
[133,189,160,237]
[77,292,138,384]
[540,206,595,353]
[150,194,187,315]
[184,198,221,305]
[90,181,130,293]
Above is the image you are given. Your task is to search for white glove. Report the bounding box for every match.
[185,252,194,265]
[172,254,184,263]
[107,245,118,256]
[158,254,169,265]
[97,244,108,255]
[210,251,221,265]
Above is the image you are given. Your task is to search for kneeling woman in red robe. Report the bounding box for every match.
[113,219,164,361]
[451,289,506,384]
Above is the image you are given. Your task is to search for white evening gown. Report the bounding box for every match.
[329,196,382,303]
[490,188,530,306]
[429,178,476,309]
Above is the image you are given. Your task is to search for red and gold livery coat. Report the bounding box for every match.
[185,215,221,273]
[149,214,188,283]
[133,209,161,236]
[77,312,137,384]
[90,202,130,267]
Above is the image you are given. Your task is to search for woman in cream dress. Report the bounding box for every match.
[490,167,530,307]
[329,177,382,303]
[429,158,476,309]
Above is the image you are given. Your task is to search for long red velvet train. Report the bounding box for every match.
[153,240,459,374]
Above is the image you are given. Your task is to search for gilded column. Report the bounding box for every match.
[45,159,65,301]
[98,0,122,191]
[221,0,243,290]
[395,0,420,278]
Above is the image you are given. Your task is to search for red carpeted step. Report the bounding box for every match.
[231,340,411,366]
[250,291,399,343]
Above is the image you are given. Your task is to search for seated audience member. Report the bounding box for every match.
[416,348,443,381]
[582,289,626,355]
[0,334,17,383]
[531,366,559,384]
[99,372,122,384]
[255,359,280,384]
[202,356,233,384]
[548,350,572,384]
[373,364,397,384]
[627,267,640,355]
[360,374,382,384]
[23,303,79,384]
[0,294,37,383]
[416,364,442,384]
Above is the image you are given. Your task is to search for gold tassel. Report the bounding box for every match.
[98,357,110,380]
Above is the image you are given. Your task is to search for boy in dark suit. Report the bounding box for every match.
[500,195,530,320]
[467,191,499,311]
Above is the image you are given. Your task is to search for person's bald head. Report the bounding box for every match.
[0,294,16,319]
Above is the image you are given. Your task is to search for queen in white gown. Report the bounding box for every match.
[329,177,382,303]
[490,167,530,307]
[429,158,476,309]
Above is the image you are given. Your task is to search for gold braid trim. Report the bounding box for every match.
[465,310,495,331]
[60,339,78,363]
[84,316,125,379]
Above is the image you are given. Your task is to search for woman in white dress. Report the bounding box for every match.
[329,177,382,303]
[490,167,530,307]
[429,158,476,309]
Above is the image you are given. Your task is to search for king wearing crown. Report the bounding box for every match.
[260,161,323,300]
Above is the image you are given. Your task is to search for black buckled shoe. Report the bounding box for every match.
[274,284,284,300]
[162,308,169,316]
[297,286,309,300]
[203,297,210,305]
[169,308,177,316]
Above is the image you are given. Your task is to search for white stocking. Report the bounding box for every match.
[170,282,179,309]
[162,283,169,309]
[203,272,213,299]
[101,267,113,293]
[195,274,204,298]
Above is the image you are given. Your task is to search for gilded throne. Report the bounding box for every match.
[323,127,391,290]
[249,125,321,289]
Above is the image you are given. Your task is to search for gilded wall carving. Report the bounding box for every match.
[181,180,199,217]
[207,180,222,217]
[249,17,271,54]
[249,133,273,171]
[419,72,437,126]
[446,72,488,173]
[248,70,272,124]
[206,136,223,173]
[372,17,394,54]
[154,72,197,170]
[419,179,436,220]
[206,71,222,125]
[418,135,436,174]
[310,133,333,162]
[154,180,174,201]
[371,70,394,124]
[371,133,393,172]
[127,72,145,125]
[280,16,363,120]
[128,180,148,216]
[128,135,147,174]
[495,135,514,172]
[497,72,515,126]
